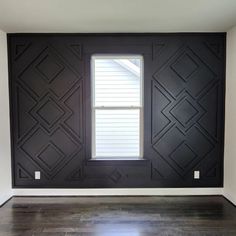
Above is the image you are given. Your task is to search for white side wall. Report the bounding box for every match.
[0,30,12,205]
[224,26,236,205]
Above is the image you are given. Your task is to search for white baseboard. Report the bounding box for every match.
[0,193,12,206]
[223,190,236,206]
[13,188,223,196]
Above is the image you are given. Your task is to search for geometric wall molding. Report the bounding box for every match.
[8,33,225,188]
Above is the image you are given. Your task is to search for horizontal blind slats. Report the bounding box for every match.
[95,109,140,157]
[94,59,141,107]
[93,57,142,158]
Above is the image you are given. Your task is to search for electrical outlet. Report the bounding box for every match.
[194,170,200,179]
[35,171,41,180]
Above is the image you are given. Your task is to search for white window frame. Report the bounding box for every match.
[91,54,144,159]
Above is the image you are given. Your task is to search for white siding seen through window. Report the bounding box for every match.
[92,55,143,158]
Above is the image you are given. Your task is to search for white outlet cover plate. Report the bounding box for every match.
[35,171,41,180]
[194,170,200,179]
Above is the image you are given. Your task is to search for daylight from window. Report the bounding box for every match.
[92,55,143,158]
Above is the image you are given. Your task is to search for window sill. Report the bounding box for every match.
[91,157,144,161]
[86,158,149,166]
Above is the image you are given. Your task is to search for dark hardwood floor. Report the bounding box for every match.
[0,196,235,236]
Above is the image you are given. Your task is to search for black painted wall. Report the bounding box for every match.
[8,33,226,188]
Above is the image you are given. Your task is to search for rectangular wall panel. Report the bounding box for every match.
[8,33,226,188]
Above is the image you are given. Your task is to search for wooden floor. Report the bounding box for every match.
[0,196,235,236]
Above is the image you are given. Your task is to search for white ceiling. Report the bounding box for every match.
[0,0,236,33]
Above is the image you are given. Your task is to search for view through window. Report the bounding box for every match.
[91,55,143,158]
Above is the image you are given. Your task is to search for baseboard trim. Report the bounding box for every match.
[0,195,13,207]
[13,188,223,196]
[223,195,236,207]
[223,192,236,206]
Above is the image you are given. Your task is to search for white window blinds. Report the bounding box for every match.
[92,55,143,158]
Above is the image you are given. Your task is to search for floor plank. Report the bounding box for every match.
[0,196,235,235]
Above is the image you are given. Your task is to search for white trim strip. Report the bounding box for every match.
[13,188,223,196]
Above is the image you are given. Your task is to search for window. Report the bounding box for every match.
[91,55,143,159]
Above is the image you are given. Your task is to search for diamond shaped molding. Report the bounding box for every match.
[35,54,65,83]
[171,53,199,82]
[159,91,206,133]
[153,126,214,176]
[170,142,197,170]
[19,46,81,98]
[36,98,65,129]
[153,46,216,98]
[37,142,65,171]
[66,166,83,181]
[109,169,122,183]
[170,98,198,127]
[151,42,222,181]
[20,127,81,178]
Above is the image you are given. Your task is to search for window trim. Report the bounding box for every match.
[91,54,144,160]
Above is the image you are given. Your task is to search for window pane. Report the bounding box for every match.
[94,58,142,107]
[95,109,140,157]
